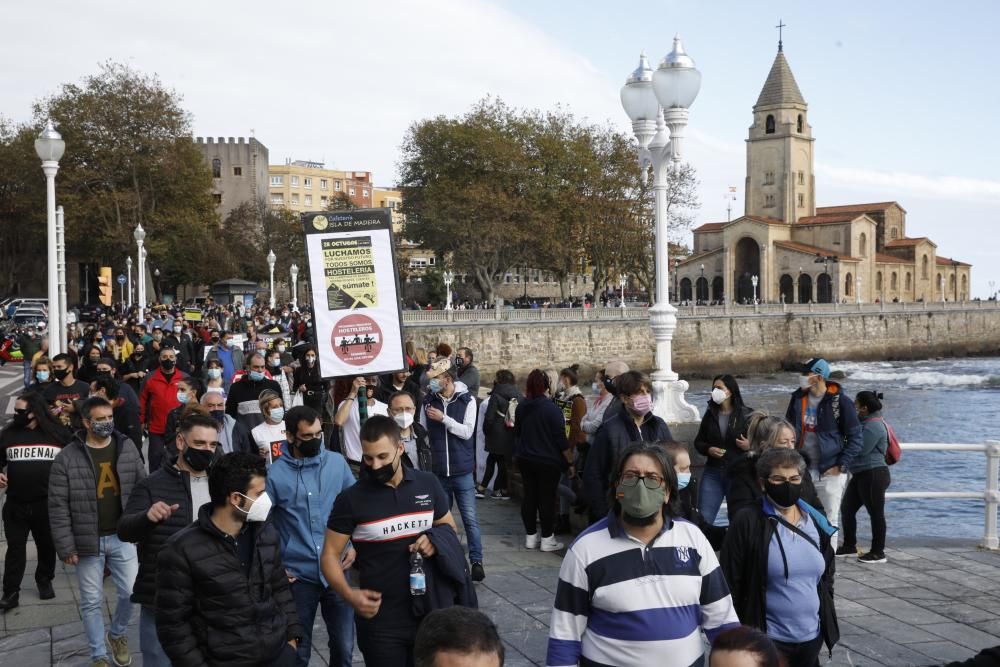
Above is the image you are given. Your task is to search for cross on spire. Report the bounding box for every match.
[776,19,787,51]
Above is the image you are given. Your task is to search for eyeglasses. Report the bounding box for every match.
[13,408,29,416]
[767,475,803,484]
[620,471,665,489]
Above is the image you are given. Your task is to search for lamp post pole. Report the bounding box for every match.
[751,275,759,304]
[618,274,627,309]
[620,36,702,422]
[699,263,705,304]
[267,249,276,309]
[290,263,299,310]
[134,225,146,322]
[154,268,161,305]
[56,205,68,345]
[856,276,862,304]
[126,256,133,308]
[36,120,65,356]
[444,271,454,310]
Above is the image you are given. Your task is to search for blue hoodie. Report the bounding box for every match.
[265,442,354,584]
[785,381,863,473]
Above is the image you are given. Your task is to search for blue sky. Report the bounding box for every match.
[3,0,998,295]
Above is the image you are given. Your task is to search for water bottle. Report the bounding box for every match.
[410,552,426,596]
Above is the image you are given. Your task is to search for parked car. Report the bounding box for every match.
[13,307,47,326]
[4,299,47,318]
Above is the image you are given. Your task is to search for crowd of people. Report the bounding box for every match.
[1,299,993,667]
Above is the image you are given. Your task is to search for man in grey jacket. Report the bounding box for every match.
[49,396,146,667]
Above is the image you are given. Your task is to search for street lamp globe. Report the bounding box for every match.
[126,256,132,269]
[290,263,299,280]
[133,224,146,243]
[35,120,66,162]
[652,35,702,110]
[154,268,160,277]
[620,53,659,148]
[267,249,276,268]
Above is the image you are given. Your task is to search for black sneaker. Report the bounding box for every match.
[474,486,487,499]
[490,490,510,500]
[835,545,858,558]
[858,552,887,564]
[470,561,485,582]
[38,580,55,600]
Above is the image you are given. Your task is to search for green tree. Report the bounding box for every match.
[0,119,47,295]
[326,191,357,211]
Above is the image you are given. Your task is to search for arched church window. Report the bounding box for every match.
[891,272,899,291]
[905,272,912,291]
[876,272,883,291]
[797,114,803,133]
[890,227,899,240]
[211,158,221,178]
[845,273,853,296]
[766,115,775,134]
[859,233,867,257]
[797,193,804,208]
[921,255,929,279]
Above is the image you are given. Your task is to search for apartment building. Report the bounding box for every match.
[268,160,372,213]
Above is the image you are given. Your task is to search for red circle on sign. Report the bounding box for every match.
[331,314,383,366]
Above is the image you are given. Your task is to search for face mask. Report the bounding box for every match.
[764,480,802,509]
[270,358,281,368]
[207,368,222,379]
[211,336,220,344]
[592,382,601,394]
[53,368,70,381]
[91,420,116,439]
[95,340,105,349]
[676,472,692,490]
[603,375,618,396]
[248,370,265,382]
[294,437,322,458]
[234,491,272,522]
[799,375,813,390]
[269,407,285,422]
[428,378,443,394]
[183,445,214,472]
[116,335,125,341]
[454,356,464,368]
[616,479,665,519]
[393,412,414,429]
[153,334,163,342]
[176,391,189,404]
[277,345,286,353]
[36,370,50,383]
[210,409,226,424]
[630,393,653,415]
[305,356,316,365]
[161,359,176,372]
[11,412,31,428]
[174,327,182,334]
[134,352,144,359]
[711,387,728,405]
[363,452,399,485]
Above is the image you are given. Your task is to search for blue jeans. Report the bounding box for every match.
[140,605,171,667]
[76,535,138,660]
[436,472,483,563]
[289,579,355,667]
[699,466,729,525]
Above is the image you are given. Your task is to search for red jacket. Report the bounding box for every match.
[139,369,187,434]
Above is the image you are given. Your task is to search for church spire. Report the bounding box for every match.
[754,47,805,109]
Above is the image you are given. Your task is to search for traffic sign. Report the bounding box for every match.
[117,274,126,285]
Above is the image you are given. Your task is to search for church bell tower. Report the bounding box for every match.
[745,43,815,223]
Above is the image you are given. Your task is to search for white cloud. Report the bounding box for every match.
[815,163,1000,204]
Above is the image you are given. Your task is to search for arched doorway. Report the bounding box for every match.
[735,237,761,304]
[817,274,833,303]
[799,274,813,303]
[845,273,853,297]
[695,277,709,303]
[712,277,724,303]
[779,274,794,303]
[680,278,692,302]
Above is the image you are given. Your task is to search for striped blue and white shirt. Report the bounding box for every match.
[547,513,739,667]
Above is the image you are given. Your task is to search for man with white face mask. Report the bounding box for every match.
[389,391,432,470]
[156,452,303,666]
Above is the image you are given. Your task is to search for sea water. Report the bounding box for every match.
[685,357,1000,540]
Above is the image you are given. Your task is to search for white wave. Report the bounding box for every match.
[846,369,992,387]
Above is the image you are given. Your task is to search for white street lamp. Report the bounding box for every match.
[267,249,277,309]
[856,275,862,304]
[154,268,161,304]
[619,273,627,309]
[126,256,133,308]
[621,36,702,422]
[443,270,455,310]
[36,119,65,356]
[56,205,67,346]
[290,263,299,310]
[134,224,146,321]
[751,274,759,304]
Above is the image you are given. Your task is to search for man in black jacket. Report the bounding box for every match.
[155,452,302,666]
[118,413,219,667]
[225,353,282,431]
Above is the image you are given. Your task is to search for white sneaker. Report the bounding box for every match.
[540,535,564,552]
[525,533,540,549]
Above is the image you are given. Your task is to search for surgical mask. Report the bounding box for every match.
[210,409,226,424]
[429,378,443,394]
[616,479,664,519]
[270,357,281,368]
[176,391,189,404]
[248,370,264,382]
[294,437,322,458]
[269,407,285,422]
[234,491,272,522]
[711,388,728,405]
[305,356,316,365]
[799,375,813,390]
[276,345,286,353]
[393,412,414,429]
[363,453,399,485]
[91,420,116,439]
[764,480,802,509]
[592,382,601,394]
[207,368,222,379]
[36,370,50,383]
[676,472,692,490]
[630,393,653,415]
[183,446,214,472]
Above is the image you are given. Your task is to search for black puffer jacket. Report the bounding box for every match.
[483,383,522,457]
[48,432,146,559]
[156,504,302,667]
[118,457,199,607]
[693,401,754,470]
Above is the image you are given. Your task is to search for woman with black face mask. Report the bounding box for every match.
[0,392,72,610]
[720,448,840,667]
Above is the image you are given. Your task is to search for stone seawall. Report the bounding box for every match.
[403,308,1000,379]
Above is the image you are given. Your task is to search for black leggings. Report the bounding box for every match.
[840,467,891,554]
[519,460,562,538]
[481,453,508,491]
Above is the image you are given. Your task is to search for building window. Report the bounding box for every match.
[320,179,328,190]
[212,193,222,205]
[876,271,883,291]
[304,177,312,189]
[765,114,775,134]
[211,159,221,178]
[921,255,929,279]
[349,187,356,196]
[363,189,369,198]
[859,232,868,257]
[320,196,328,206]
[892,272,899,291]
[335,181,342,191]
[304,195,312,206]
[270,195,283,205]
[764,194,775,208]
[429,257,435,265]
[233,166,243,177]
[290,176,299,187]
[905,272,912,291]
[797,193,804,208]
[797,114,803,133]
[270,175,283,186]
[833,230,842,245]
[798,171,804,185]
[890,227,899,240]
[291,193,300,204]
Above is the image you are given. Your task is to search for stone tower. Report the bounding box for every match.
[745,45,815,223]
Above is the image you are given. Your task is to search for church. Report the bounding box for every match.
[675,44,971,305]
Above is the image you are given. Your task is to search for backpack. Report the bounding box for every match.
[865,416,901,465]
[504,397,518,429]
